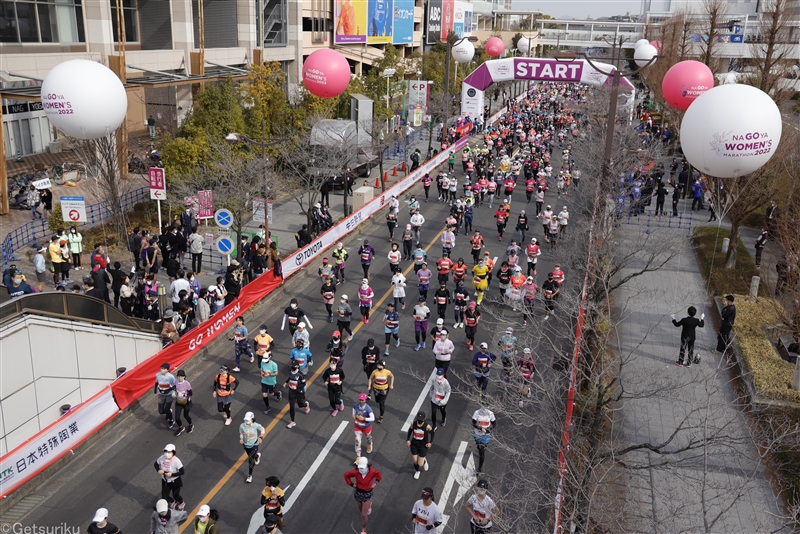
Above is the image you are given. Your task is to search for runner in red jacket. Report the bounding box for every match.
[344,457,382,534]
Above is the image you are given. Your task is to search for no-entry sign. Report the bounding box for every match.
[60,196,86,223]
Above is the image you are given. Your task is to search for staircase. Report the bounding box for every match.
[263,0,287,46]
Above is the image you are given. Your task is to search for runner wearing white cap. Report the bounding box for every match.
[239,412,266,483]
[154,444,185,510]
[150,499,188,534]
[87,508,121,534]
[192,505,220,534]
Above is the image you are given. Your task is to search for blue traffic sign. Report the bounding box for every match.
[214,208,233,228]
[215,236,234,255]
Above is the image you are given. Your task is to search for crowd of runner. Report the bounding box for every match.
[87,82,588,534]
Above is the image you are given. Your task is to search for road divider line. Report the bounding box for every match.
[283,420,349,513]
[400,369,436,433]
[180,224,447,529]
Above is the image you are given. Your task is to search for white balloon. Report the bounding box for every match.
[452,40,476,64]
[680,84,782,178]
[634,38,650,50]
[633,43,658,68]
[517,37,531,54]
[41,60,128,139]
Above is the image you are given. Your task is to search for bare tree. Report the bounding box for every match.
[274,114,357,230]
[748,0,797,104]
[170,141,275,259]
[696,0,729,75]
[66,133,137,246]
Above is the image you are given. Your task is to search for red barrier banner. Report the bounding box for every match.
[110,272,282,410]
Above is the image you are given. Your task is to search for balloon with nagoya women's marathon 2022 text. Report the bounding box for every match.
[679,84,782,178]
[662,60,714,111]
[302,48,352,98]
[452,40,475,64]
[40,60,128,139]
[485,37,505,57]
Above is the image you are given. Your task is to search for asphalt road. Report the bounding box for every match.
[17,143,583,534]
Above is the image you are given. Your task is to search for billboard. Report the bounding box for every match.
[442,0,454,41]
[335,0,368,44]
[426,0,442,44]
[392,0,414,44]
[368,0,394,43]
[453,1,466,38]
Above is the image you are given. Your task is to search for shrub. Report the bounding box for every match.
[733,294,799,404]
[47,203,78,234]
[692,227,762,297]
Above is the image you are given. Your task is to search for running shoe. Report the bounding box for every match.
[339,399,345,411]
[255,453,261,465]
[366,444,373,453]
[225,418,232,426]
[424,459,429,471]
[287,421,296,428]
[414,471,421,480]
[249,356,254,363]
[263,407,272,415]
[415,344,421,352]
[187,424,194,434]
[304,405,310,414]
[332,409,339,417]
[246,475,253,483]
[167,420,175,429]
[232,367,241,372]
[174,426,185,437]
[276,391,282,402]
[395,338,400,347]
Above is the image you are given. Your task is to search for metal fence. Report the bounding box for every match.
[618,208,694,235]
[2,187,150,264]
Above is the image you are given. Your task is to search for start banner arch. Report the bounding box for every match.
[461,57,635,119]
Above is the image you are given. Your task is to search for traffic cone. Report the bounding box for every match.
[392,165,397,177]
[401,160,406,172]
[384,171,389,182]
[374,176,380,188]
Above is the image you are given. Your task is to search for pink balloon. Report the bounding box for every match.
[661,60,714,111]
[302,49,351,98]
[486,37,505,58]
[650,40,662,50]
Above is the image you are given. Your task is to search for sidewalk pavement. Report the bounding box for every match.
[4,126,448,294]
[609,223,784,532]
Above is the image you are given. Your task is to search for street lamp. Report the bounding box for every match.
[554,36,658,185]
[225,132,287,248]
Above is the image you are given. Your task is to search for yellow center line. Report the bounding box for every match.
[180,225,447,528]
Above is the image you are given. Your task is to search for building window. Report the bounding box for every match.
[110,0,139,42]
[0,0,85,43]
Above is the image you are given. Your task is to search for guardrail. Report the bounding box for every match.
[2,187,150,264]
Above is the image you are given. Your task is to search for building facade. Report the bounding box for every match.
[1,0,429,158]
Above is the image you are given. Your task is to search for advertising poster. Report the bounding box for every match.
[392,0,414,44]
[368,0,394,43]
[335,0,368,44]
[453,1,466,38]
[442,0,454,41]
[426,0,442,44]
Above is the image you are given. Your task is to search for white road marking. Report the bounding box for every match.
[246,419,348,533]
[400,369,437,433]
[438,441,476,532]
